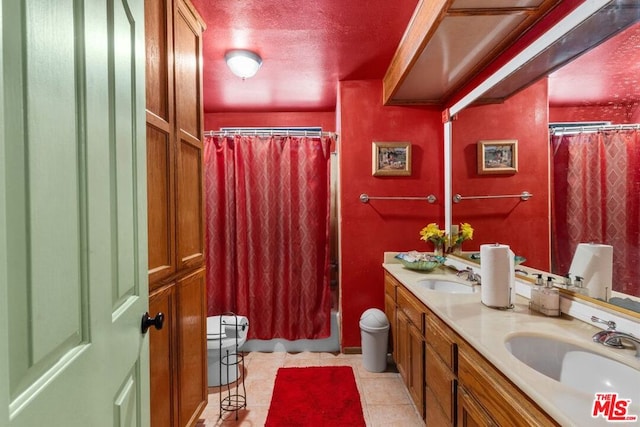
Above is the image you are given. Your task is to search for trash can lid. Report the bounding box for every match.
[359,308,389,331]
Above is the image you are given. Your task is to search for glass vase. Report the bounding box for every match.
[451,242,462,256]
[433,241,445,257]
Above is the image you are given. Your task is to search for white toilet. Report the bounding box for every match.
[206,315,249,386]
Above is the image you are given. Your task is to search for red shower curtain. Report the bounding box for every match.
[552,130,640,296]
[204,134,332,340]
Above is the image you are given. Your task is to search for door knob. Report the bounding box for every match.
[141,312,165,334]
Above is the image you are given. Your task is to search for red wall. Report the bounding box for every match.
[338,80,443,349]
[204,111,336,132]
[451,79,550,270]
[203,81,552,350]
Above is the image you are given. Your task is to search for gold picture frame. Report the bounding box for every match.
[477,140,518,174]
[372,142,411,176]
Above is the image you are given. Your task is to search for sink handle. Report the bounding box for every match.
[591,315,616,330]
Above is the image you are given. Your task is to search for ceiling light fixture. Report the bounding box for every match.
[225,49,262,79]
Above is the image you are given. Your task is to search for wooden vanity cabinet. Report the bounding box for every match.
[385,271,425,417]
[457,340,559,427]
[396,286,426,416]
[425,312,458,426]
[457,384,498,427]
[384,268,559,427]
[384,274,398,360]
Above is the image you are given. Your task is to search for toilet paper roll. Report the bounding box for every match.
[569,243,612,300]
[221,315,249,337]
[480,243,515,309]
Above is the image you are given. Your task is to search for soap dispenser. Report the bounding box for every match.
[529,275,560,316]
[573,275,587,296]
[529,274,544,312]
[539,276,560,316]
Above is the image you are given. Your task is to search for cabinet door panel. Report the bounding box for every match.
[408,324,425,416]
[396,310,410,382]
[174,0,203,140]
[176,138,204,269]
[457,385,497,427]
[384,293,395,355]
[144,0,172,122]
[147,124,176,285]
[177,268,207,427]
[426,345,455,423]
[149,286,177,427]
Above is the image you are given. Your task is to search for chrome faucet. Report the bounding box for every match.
[456,267,481,283]
[591,316,640,357]
[591,315,618,343]
[603,331,640,358]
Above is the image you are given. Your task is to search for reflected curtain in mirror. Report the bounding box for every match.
[204,134,333,340]
[551,129,640,297]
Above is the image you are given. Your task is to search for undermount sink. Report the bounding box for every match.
[416,279,477,294]
[505,334,640,400]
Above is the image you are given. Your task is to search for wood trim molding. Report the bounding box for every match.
[382,0,452,105]
[383,0,562,106]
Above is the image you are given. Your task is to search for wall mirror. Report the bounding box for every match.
[448,0,640,315]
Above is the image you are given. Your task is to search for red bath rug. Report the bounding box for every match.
[265,366,366,426]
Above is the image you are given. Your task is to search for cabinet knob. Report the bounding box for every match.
[141,312,165,334]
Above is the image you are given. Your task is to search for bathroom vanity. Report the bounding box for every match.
[383,259,640,426]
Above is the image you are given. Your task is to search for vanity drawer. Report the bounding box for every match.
[425,312,457,371]
[458,340,558,427]
[384,272,398,298]
[396,286,424,332]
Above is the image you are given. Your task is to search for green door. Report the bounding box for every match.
[0,0,150,425]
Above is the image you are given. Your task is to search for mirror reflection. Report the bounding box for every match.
[451,5,640,312]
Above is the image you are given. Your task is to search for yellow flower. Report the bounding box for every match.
[449,222,474,247]
[460,222,473,241]
[419,223,446,244]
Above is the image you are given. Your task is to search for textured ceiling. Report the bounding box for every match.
[548,21,640,107]
[190,1,639,115]
[190,0,419,113]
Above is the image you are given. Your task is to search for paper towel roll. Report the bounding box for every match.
[569,243,613,300]
[480,243,515,309]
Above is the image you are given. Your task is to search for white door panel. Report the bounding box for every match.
[0,0,149,425]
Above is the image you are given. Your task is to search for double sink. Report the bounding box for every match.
[413,275,640,419]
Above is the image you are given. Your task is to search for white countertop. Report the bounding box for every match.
[383,262,640,426]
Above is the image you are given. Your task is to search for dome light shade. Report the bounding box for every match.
[225,49,262,79]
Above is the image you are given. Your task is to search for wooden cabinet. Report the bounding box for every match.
[425,312,457,426]
[457,340,558,427]
[175,269,208,427]
[385,269,559,427]
[384,276,397,358]
[457,385,497,427]
[145,0,207,425]
[385,272,425,417]
[149,285,177,426]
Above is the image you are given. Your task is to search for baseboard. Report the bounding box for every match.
[342,346,362,354]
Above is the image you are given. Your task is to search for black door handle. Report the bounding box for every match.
[141,312,165,334]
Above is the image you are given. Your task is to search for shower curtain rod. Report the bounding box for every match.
[550,123,640,135]
[206,129,338,138]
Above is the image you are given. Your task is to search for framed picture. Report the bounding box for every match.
[372,142,411,176]
[477,140,518,174]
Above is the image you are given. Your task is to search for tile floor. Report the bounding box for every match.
[197,351,425,426]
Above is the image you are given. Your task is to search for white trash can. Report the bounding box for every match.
[359,308,390,372]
